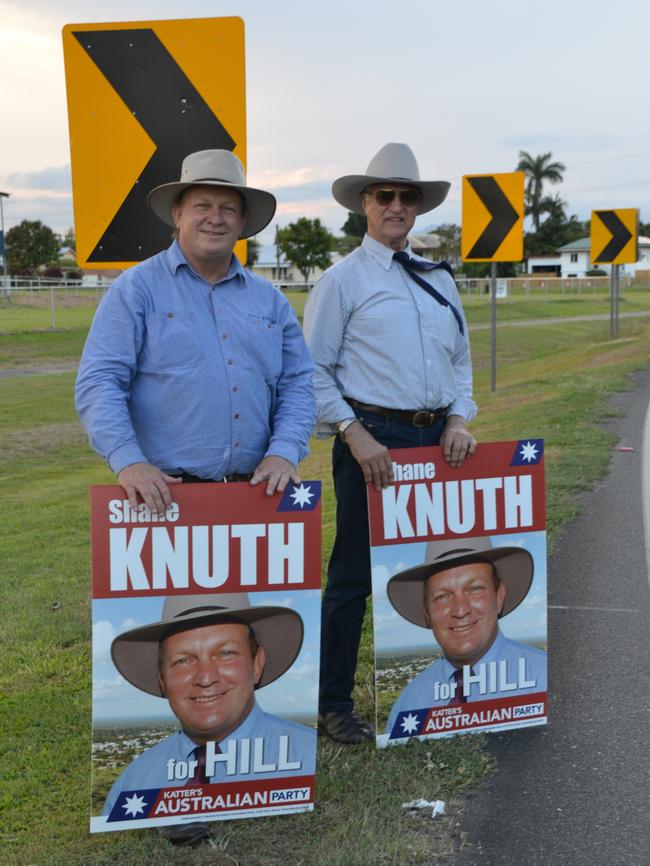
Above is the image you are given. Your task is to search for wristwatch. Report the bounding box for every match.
[336,418,358,440]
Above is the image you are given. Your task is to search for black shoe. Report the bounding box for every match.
[158,822,210,844]
[318,710,375,744]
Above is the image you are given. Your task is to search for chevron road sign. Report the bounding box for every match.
[461,172,524,262]
[62,18,246,268]
[591,208,638,265]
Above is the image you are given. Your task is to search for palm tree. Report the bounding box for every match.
[516,151,566,231]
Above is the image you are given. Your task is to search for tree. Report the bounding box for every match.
[245,236,261,268]
[276,218,336,284]
[62,227,76,251]
[336,212,367,255]
[5,220,60,275]
[433,223,462,268]
[523,194,589,257]
[516,151,565,232]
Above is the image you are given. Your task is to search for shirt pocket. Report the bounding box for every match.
[246,315,283,380]
[143,310,203,370]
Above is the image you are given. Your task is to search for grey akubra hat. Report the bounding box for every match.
[111,592,303,697]
[332,142,450,215]
[147,149,276,238]
[387,536,534,628]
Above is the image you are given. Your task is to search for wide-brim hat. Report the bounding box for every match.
[147,150,276,239]
[387,536,534,628]
[332,142,450,216]
[111,592,303,697]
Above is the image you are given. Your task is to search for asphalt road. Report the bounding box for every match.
[454,366,650,866]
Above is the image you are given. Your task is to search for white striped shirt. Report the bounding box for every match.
[303,234,477,436]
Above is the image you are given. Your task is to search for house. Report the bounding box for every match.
[525,254,562,276]
[557,236,650,279]
[408,232,441,262]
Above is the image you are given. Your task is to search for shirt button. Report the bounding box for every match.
[234,413,240,419]
[222,333,228,340]
[233,386,238,392]
[227,359,234,365]
[167,312,174,318]
[234,442,240,448]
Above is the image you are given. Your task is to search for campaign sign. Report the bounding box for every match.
[368,441,547,747]
[90,481,321,832]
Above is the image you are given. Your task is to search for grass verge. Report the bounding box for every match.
[0,308,649,865]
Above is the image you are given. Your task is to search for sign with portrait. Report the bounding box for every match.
[368,441,547,747]
[89,481,321,832]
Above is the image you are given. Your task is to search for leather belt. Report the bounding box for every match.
[346,398,449,428]
[176,472,253,483]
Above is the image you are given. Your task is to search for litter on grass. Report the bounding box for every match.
[401,798,446,818]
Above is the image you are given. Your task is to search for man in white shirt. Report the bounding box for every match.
[303,143,477,743]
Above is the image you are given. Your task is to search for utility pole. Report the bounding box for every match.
[0,191,9,283]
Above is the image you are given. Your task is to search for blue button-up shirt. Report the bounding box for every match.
[76,243,315,478]
[102,702,317,816]
[385,630,547,736]
[303,234,476,436]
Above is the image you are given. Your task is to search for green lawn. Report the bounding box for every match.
[1,303,649,865]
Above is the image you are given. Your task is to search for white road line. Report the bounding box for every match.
[643,389,650,591]
[548,605,639,613]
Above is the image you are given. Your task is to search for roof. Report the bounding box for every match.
[558,235,650,253]
[408,232,441,250]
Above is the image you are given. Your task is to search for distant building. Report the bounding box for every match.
[557,236,650,279]
[408,232,441,262]
[525,254,562,276]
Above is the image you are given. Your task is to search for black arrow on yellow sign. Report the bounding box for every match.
[593,210,633,263]
[466,176,519,259]
[73,28,236,263]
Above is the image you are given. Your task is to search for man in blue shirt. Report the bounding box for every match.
[385,537,547,739]
[102,593,316,831]
[76,150,315,515]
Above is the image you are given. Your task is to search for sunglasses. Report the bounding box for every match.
[365,188,421,207]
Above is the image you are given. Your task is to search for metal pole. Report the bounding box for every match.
[490,261,497,392]
[50,285,56,330]
[612,265,621,337]
[609,264,617,339]
[0,192,9,286]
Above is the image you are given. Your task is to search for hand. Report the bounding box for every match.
[250,455,300,495]
[440,416,476,468]
[117,462,182,516]
[344,421,394,490]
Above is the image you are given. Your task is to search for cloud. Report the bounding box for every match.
[92,620,115,663]
[5,165,71,191]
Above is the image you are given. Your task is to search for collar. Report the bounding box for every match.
[439,628,506,681]
[361,233,413,271]
[165,239,246,286]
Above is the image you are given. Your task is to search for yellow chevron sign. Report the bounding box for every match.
[462,172,524,262]
[63,17,246,268]
[591,209,638,265]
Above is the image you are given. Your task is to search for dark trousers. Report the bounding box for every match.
[319,409,448,713]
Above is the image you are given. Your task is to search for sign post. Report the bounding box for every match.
[591,208,639,339]
[62,17,247,269]
[462,172,524,391]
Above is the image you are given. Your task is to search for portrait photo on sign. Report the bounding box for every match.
[372,530,547,746]
[91,590,320,829]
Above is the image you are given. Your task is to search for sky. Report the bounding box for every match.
[1,0,648,254]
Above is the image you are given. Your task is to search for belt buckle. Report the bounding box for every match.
[412,410,433,428]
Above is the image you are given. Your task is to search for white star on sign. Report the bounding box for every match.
[122,793,147,817]
[289,483,314,508]
[519,441,538,463]
[400,713,420,735]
